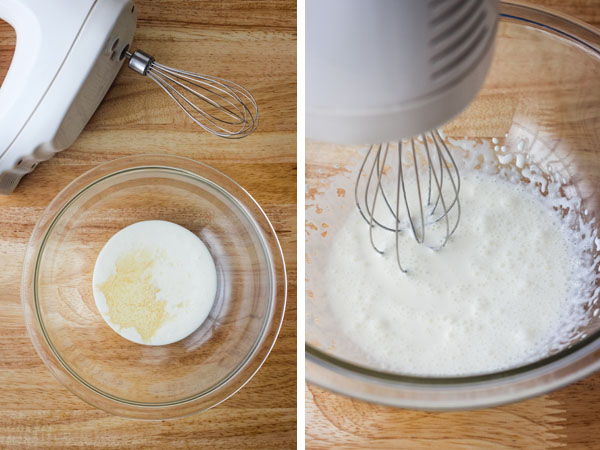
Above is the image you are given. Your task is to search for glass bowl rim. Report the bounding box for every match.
[21,154,287,419]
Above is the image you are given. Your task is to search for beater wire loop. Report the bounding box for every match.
[127,50,258,139]
[354,130,462,272]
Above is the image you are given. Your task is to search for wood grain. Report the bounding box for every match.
[306,2,600,449]
[0,0,296,448]
[526,0,600,28]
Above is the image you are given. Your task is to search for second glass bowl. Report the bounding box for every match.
[306,3,600,409]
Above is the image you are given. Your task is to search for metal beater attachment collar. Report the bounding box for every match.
[355,130,461,273]
[125,50,259,139]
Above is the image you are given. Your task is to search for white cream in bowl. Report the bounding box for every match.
[308,136,600,377]
[92,220,217,345]
[326,174,585,375]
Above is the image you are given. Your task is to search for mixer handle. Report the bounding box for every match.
[0,0,136,195]
[0,0,96,161]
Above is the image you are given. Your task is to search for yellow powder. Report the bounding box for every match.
[97,248,169,343]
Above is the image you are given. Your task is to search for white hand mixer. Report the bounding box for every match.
[306,0,498,271]
[0,0,258,195]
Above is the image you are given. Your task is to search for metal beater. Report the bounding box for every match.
[126,49,258,139]
[355,130,461,272]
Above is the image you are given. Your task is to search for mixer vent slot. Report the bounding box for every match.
[429,0,467,26]
[431,25,488,80]
[430,0,482,46]
[428,0,492,81]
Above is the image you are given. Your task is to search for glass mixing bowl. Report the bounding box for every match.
[306,2,600,409]
[22,155,286,419]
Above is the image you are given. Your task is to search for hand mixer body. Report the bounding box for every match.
[0,0,136,194]
[307,0,499,271]
[306,0,498,144]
